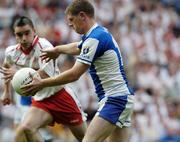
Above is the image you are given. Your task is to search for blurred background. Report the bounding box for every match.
[0,0,179,142]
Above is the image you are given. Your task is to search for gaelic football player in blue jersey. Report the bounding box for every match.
[22,1,134,142]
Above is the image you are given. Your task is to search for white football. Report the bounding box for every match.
[12,67,40,96]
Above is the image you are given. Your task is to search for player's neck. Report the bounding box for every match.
[20,45,33,55]
[21,46,30,50]
[84,19,96,35]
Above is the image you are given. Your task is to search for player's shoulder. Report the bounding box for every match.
[86,26,111,47]
[38,37,51,44]
[90,26,110,39]
[38,37,53,48]
[5,44,18,53]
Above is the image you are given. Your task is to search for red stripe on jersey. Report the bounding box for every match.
[37,42,43,49]
[15,52,22,63]
[15,45,22,63]
[16,44,20,50]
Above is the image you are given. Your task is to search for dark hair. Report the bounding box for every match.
[65,0,94,18]
[13,16,34,30]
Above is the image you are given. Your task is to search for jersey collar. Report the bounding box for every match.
[17,35,39,55]
[85,23,98,37]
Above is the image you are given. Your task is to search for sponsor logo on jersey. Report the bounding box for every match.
[83,46,89,54]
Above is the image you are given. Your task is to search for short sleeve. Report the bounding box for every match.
[4,47,13,65]
[77,38,99,65]
[39,60,56,77]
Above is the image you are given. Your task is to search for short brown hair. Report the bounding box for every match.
[65,0,94,18]
[13,16,34,30]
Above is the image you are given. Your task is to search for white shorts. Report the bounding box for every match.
[96,95,134,128]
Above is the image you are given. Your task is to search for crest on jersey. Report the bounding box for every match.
[83,47,90,54]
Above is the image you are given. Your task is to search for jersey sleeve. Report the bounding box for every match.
[39,60,56,77]
[77,38,99,65]
[4,47,13,65]
[40,38,54,49]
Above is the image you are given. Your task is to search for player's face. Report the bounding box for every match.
[66,13,85,34]
[14,24,35,48]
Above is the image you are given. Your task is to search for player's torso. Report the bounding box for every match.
[83,26,133,99]
[6,38,44,70]
[6,37,63,100]
[90,49,131,99]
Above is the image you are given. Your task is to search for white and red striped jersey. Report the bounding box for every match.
[4,35,63,100]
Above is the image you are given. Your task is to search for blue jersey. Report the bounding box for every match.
[77,24,134,101]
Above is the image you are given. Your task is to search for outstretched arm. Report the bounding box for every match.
[41,42,80,62]
[21,61,89,95]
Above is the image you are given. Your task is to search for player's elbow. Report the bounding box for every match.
[69,62,88,82]
[70,71,81,82]
[71,73,80,81]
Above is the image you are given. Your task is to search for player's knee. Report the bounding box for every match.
[16,123,37,135]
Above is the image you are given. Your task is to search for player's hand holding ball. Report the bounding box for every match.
[12,67,41,96]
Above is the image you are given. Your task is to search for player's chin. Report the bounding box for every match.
[75,28,83,34]
[21,43,31,48]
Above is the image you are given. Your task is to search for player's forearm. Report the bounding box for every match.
[55,42,80,55]
[42,69,79,87]
[2,63,11,95]
[3,82,11,95]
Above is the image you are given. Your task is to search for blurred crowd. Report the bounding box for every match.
[0,0,180,142]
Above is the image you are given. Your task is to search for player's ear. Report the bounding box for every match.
[79,11,86,21]
[33,28,36,33]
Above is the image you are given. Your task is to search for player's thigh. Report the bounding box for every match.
[21,106,53,129]
[83,116,116,142]
[106,127,131,142]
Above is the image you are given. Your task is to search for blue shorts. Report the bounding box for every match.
[96,95,134,128]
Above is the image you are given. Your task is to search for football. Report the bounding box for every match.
[11,67,40,96]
